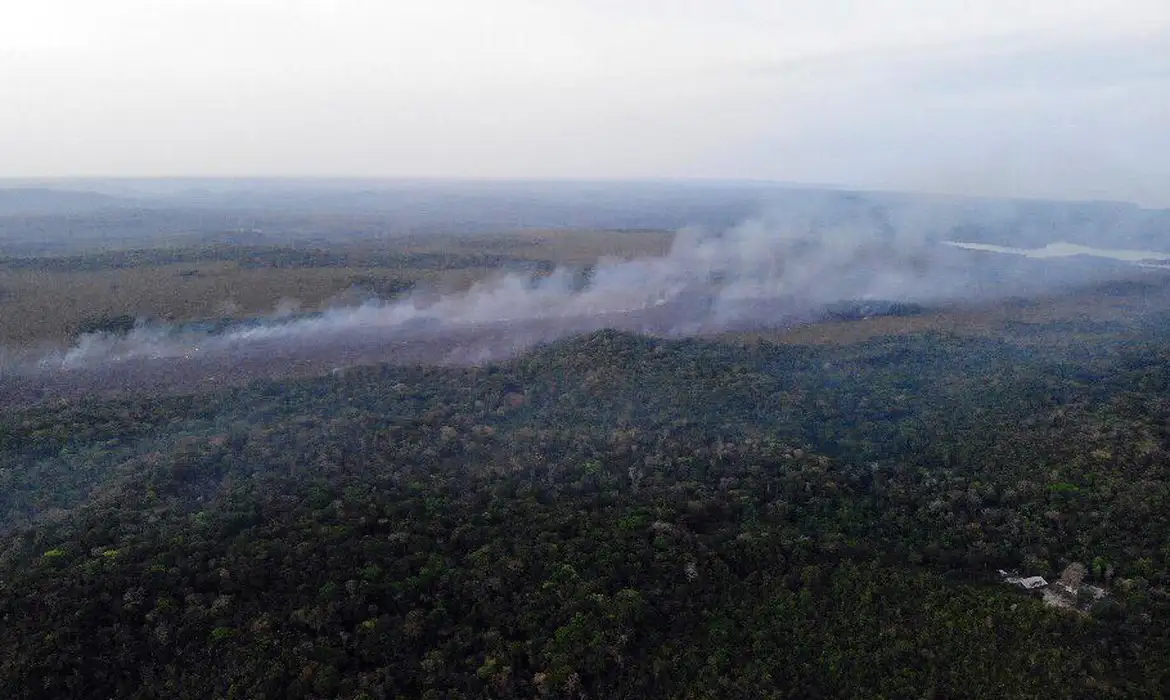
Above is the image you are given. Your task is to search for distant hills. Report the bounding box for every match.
[0,180,1166,253]
[0,187,136,216]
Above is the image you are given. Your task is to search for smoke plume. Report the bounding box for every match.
[9,212,1162,380]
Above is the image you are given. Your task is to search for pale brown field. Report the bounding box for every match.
[3,226,1166,353]
[0,264,435,346]
[0,229,676,347]
[722,276,1170,347]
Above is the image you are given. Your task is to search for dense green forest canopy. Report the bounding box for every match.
[3,318,1170,698]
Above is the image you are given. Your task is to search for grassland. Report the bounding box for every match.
[4,225,1166,353]
[0,229,674,347]
[727,277,1170,348]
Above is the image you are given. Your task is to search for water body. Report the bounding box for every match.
[943,241,1170,264]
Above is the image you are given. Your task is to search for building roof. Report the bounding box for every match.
[1007,575,1049,589]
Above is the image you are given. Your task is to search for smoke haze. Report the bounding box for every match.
[13,212,1159,377]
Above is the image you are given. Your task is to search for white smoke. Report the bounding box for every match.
[15,214,1118,373]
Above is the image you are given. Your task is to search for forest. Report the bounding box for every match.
[4,3,1169,691]
[3,187,1170,697]
[4,308,1170,697]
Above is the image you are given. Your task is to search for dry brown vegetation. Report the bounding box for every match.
[386,228,674,264]
[724,276,1170,347]
[0,230,676,347]
[0,264,423,346]
[4,225,1165,351]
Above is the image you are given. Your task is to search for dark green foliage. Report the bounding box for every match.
[821,299,926,321]
[2,327,1170,697]
[75,313,138,337]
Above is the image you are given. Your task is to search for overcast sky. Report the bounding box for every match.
[2,1,1168,204]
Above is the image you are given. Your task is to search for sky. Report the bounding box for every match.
[1,0,1168,205]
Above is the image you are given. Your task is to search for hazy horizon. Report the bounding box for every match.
[3,1,1168,206]
[1,176,1166,213]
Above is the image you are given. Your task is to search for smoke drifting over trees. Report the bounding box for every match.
[17,211,1160,374]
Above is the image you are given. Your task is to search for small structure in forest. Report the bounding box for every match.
[999,571,1049,590]
[1000,563,1108,612]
